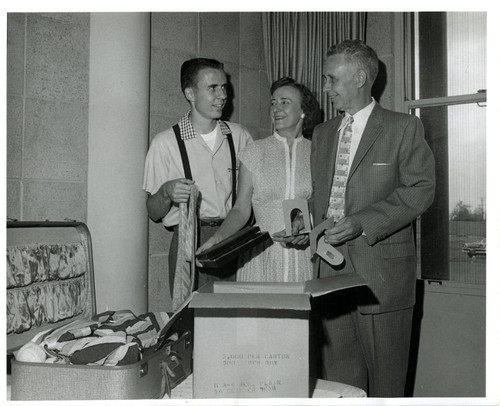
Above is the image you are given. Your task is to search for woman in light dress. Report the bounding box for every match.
[197,77,322,282]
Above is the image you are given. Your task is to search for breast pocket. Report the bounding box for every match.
[352,162,397,200]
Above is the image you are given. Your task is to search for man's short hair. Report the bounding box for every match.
[180,58,225,93]
[327,40,379,85]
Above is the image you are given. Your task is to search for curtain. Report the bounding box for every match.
[262,12,366,120]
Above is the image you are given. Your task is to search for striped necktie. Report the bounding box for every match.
[172,185,199,312]
[327,115,354,221]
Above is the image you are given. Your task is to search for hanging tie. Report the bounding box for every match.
[172,185,199,312]
[327,115,354,221]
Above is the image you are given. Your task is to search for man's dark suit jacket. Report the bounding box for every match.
[310,102,435,314]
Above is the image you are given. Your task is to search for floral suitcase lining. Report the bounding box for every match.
[7,241,91,335]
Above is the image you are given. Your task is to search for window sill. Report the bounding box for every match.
[419,279,486,297]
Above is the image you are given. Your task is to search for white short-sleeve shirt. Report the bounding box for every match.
[143,112,253,227]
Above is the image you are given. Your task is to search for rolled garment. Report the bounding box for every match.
[172,186,199,312]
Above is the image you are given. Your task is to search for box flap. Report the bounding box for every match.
[189,282,311,311]
[305,273,367,298]
[212,281,306,294]
[187,275,367,311]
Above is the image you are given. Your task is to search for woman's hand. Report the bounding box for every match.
[195,235,223,267]
[196,235,222,255]
[272,213,309,247]
[272,229,309,248]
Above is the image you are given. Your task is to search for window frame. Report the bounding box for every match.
[396,12,487,286]
[400,13,487,112]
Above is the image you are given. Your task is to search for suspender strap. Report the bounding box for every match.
[220,121,237,207]
[173,121,237,206]
[173,124,192,180]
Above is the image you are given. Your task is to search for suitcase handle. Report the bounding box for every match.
[139,361,148,377]
[160,357,174,398]
[160,351,184,399]
[164,351,182,377]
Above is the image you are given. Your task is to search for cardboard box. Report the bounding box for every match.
[189,273,367,399]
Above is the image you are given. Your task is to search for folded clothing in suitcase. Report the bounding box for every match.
[6,221,193,400]
[15,309,171,366]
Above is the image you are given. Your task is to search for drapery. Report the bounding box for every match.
[262,12,366,120]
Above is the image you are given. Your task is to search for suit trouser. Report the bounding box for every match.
[168,222,236,296]
[316,290,413,397]
[353,306,413,397]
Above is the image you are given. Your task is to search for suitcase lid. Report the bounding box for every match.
[155,292,193,352]
[6,221,96,353]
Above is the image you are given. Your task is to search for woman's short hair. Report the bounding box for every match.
[271,77,323,138]
[180,58,225,93]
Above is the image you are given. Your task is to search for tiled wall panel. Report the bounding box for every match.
[6,95,23,179]
[23,98,88,181]
[6,13,25,95]
[240,13,263,70]
[25,14,89,104]
[151,12,199,55]
[366,12,395,111]
[6,180,21,221]
[149,47,194,119]
[200,13,240,64]
[23,180,87,221]
[6,13,91,223]
[240,66,261,128]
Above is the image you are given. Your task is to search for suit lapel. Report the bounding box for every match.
[348,103,384,181]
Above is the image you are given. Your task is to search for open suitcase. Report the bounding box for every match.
[6,220,193,400]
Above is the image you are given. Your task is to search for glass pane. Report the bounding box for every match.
[414,103,486,284]
[415,12,486,99]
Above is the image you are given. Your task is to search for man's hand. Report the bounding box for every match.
[162,178,195,204]
[323,215,363,245]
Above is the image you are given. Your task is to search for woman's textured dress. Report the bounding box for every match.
[236,132,313,282]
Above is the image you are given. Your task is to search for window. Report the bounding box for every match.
[404,12,487,284]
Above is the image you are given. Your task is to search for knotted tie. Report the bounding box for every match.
[172,185,199,312]
[327,115,354,221]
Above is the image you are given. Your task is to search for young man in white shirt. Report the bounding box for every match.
[143,58,253,296]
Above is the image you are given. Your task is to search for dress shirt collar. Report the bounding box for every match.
[178,111,229,140]
[350,97,376,133]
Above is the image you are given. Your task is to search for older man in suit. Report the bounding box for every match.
[308,40,435,397]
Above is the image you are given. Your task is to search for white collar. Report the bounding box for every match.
[273,131,304,143]
[351,98,376,129]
